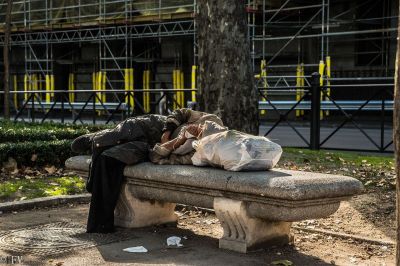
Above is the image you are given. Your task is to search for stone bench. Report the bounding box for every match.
[66,155,363,253]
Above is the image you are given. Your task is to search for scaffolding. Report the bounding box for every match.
[248,0,396,80]
[0,0,397,118]
[0,0,197,116]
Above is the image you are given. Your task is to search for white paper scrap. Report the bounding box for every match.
[167,236,183,247]
[123,246,148,253]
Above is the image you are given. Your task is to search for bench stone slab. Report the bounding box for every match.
[66,155,363,253]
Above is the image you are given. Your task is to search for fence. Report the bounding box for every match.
[0,73,394,152]
[259,73,394,153]
[0,88,194,124]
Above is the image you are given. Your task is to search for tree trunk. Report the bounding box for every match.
[395,2,400,264]
[196,0,259,135]
[3,0,12,120]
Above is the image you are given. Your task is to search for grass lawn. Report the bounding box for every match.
[0,176,86,202]
[278,148,395,190]
[0,148,394,203]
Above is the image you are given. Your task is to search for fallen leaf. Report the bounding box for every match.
[45,166,57,175]
[31,154,38,162]
[10,168,19,175]
[24,167,33,174]
[364,180,373,186]
[3,157,17,172]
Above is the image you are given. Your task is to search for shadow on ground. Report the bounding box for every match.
[94,226,330,266]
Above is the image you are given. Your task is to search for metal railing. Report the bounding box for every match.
[259,73,394,153]
[0,74,394,152]
[0,88,195,124]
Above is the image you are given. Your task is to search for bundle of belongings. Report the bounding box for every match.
[191,122,282,171]
[151,120,282,172]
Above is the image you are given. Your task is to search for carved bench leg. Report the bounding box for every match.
[114,183,178,228]
[214,197,292,253]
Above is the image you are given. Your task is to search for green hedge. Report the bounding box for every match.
[0,140,76,167]
[0,121,112,143]
[0,120,112,166]
[0,120,110,131]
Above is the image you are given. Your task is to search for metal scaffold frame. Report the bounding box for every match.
[248,0,397,79]
[0,1,397,117]
[0,0,197,119]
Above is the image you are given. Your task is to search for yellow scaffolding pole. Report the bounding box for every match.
[173,69,178,110]
[318,60,325,119]
[102,71,106,103]
[13,75,18,109]
[180,70,185,108]
[124,68,135,108]
[51,75,55,100]
[191,65,197,103]
[143,70,151,113]
[45,74,51,103]
[325,56,331,116]
[300,64,305,116]
[32,74,38,101]
[69,73,75,103]
[260,60,267,115]
[38,74,43,101]
[124,69,129,105]
[24,74,29,102]
[176,69,182,108]
[296,64,302,117]
[147,70,151,112]
[96,71,102,103]
[142,71,146,112]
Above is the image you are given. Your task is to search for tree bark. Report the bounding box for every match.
[3,0,12,120]
[196,0,259,135]
[395,1,400,264]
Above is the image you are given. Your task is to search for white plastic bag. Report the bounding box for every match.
[191,130,282,171]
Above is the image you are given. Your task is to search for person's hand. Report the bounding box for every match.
[161,131,171,144]
[185,124,203,139]
[177,128,188,142]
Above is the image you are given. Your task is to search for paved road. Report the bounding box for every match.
[260,124,393,152]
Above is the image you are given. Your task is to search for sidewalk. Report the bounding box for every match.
[0,199,394,266]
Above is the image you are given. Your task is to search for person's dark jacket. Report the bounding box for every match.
[86,109,216,191]
[79,109,220,233]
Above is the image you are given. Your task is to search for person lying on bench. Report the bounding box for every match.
[149,121,227,165]
[70,108,223,233]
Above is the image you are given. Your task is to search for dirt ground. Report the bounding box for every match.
[0,190,395,266]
